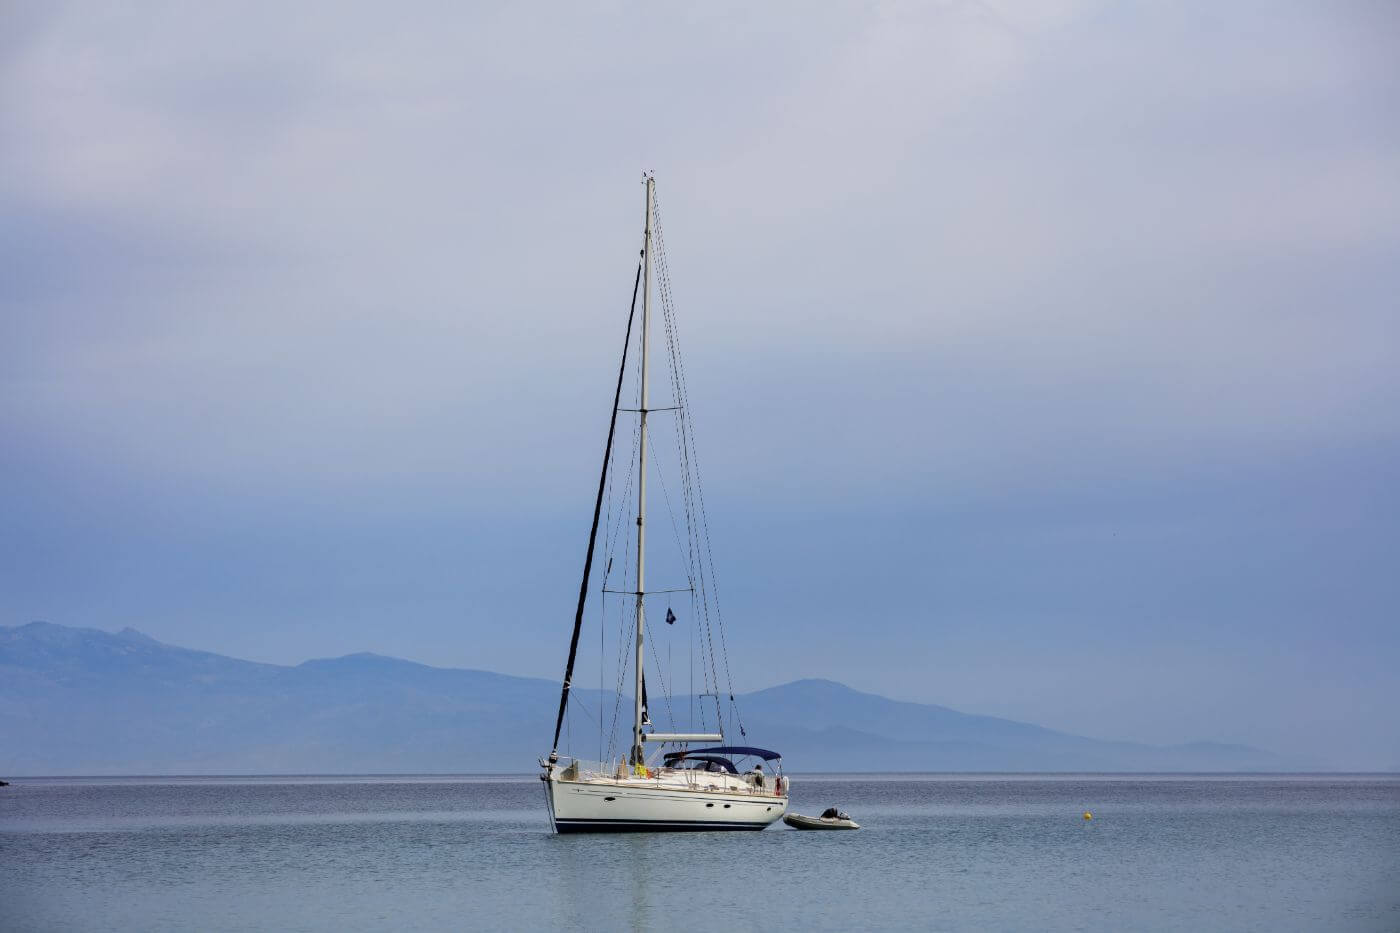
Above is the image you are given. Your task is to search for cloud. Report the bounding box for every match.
[1,1,1397,765]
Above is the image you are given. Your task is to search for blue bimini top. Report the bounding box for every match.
[662,745,782,764]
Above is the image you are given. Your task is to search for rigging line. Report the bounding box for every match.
[666,384,718,723]
[596,262,646,584]
[599,583,604,761]
[689,583,695,732]
[656,268,715,720]
[679,384,747,734]
[596,424,639,754]
[645,431,696,582]
[643,616,676,731]
[600,403,617,588]
[605,499,635,763]
[660,332,720,721]
[599,403,618,761]
[605,610,634,764]
[600,462,622,757]
[605,526,635,765]
[667,420,721,726]
[652,216,715,694]
[600,426,639,591]
[550,247,644,759]
[601,317,645,570]
[598,276,647,601]
[588,245,646,764]
[605,617,627,763]
[691,585,705,733]
[650,208,697,599]
[652,222,696,603]
[689,419,747,733]
[568,689,599,727]
[608,470,641,764]
[652,193,734,733]
[653,199,730,663]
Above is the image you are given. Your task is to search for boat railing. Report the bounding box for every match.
[553,756,786,796]
[552,757,621,782]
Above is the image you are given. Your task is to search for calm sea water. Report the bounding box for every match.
[2,774,1397,932]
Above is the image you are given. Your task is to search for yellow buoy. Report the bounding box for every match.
[1083,811,1093,820]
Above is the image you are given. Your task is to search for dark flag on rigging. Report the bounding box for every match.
[665,608,676,625]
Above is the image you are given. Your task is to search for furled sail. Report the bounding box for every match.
[549,250,644,760]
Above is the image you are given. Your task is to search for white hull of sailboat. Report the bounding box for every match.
[544,774,787,833]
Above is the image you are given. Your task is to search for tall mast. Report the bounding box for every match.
[632,175,653,767]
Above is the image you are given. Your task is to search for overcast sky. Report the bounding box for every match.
[3,1,1397,768]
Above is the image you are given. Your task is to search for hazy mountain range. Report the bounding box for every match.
[0,622,1299,775]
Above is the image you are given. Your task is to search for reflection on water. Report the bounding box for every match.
[1,775,1397,931]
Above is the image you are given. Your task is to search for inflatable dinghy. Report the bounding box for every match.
[783,807,859,830]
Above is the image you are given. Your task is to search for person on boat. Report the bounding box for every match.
[750,763,766,789]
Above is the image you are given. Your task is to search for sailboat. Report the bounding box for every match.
[539,175,789,832]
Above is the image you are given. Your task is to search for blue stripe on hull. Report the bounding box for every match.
[554,818,769,833]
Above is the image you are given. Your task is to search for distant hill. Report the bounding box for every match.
[0,622,1294,774]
